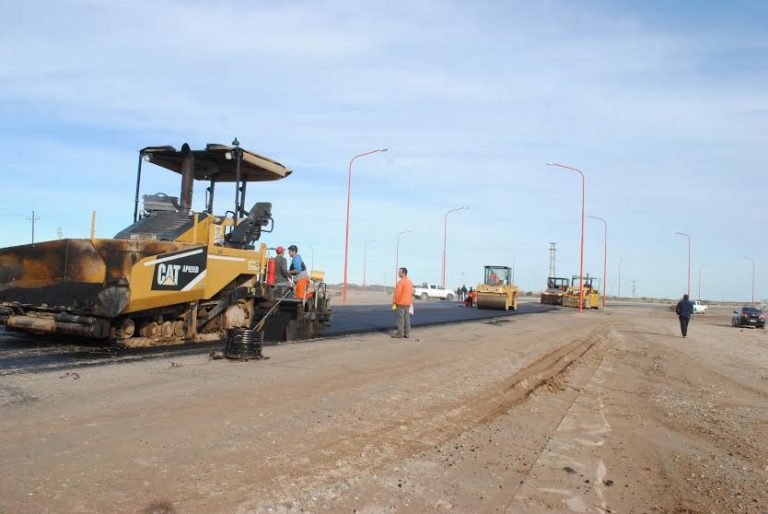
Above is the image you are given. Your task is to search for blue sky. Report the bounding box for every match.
[0,0,766,300]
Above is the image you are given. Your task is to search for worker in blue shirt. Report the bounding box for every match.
[288,245,310,299]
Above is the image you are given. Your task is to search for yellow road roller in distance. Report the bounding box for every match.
[540,276,569,305]
[476,265,519,311]
[562,275,601,309]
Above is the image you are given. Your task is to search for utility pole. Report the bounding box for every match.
[631,280,637,297]
[56,226,63,239]
[26,210,41,243]
[548,242,557,277]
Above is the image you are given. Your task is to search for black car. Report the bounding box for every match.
[731,306,765,328]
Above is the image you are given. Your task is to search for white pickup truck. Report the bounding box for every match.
[693,300,708,314]
[413,283,455,301]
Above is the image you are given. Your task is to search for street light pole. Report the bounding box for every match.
[342,148,388,303]
[442,206,468,288]
[395,230,412,285]
[363,239,375,288]
[587,215,607,308]
[546,163,586,313]
[698,263,711,301]
[743,257,756,306]
[675,232,691,296]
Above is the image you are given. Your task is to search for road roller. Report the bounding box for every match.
[540,276,569,305]
[562,275,600,309]
[476,265,519,311]
[0,140,331,346]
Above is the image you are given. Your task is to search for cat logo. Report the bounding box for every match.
[157,263,181,287]
[147,247,208,292]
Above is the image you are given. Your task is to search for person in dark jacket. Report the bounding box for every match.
[675,294,694,338]
[274,246,291,284]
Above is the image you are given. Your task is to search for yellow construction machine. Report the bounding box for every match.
[0,140,331,346]
[562,275,600,309]
[476,265,519,311]
[540,276,569,305]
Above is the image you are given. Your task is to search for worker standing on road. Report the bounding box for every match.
[274,246,291,284]
[287,245,310,299]
[675,294,694,338]
[392,267,414,338]
[464,287,477,308]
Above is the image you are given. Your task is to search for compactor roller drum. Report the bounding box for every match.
[475,265,519,311]
[0,141,332,346]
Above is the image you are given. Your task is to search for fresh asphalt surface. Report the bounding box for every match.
[327,299,553,336]
[0,300,553,374]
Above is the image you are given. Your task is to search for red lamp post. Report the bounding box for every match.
[546,162,586,313]
[442,206,468,289]
[587,215,607,308]
[342,148,387,303]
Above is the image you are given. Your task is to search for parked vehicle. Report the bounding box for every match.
[413,283,455,301]
[692,300,708,314]
[731,307,765,328]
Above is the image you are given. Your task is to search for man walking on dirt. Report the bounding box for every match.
[392,267,414,338]
[675,294,694,338]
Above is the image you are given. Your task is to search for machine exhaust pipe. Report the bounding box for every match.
[5,315,110,338]
[179,143,194,213]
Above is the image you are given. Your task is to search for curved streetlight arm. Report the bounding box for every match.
[546,162,584,179]
[350,148,388,167]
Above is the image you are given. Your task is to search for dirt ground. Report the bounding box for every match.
[0,305,766,514]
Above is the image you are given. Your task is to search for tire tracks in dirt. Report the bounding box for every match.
[238,320,620,512]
